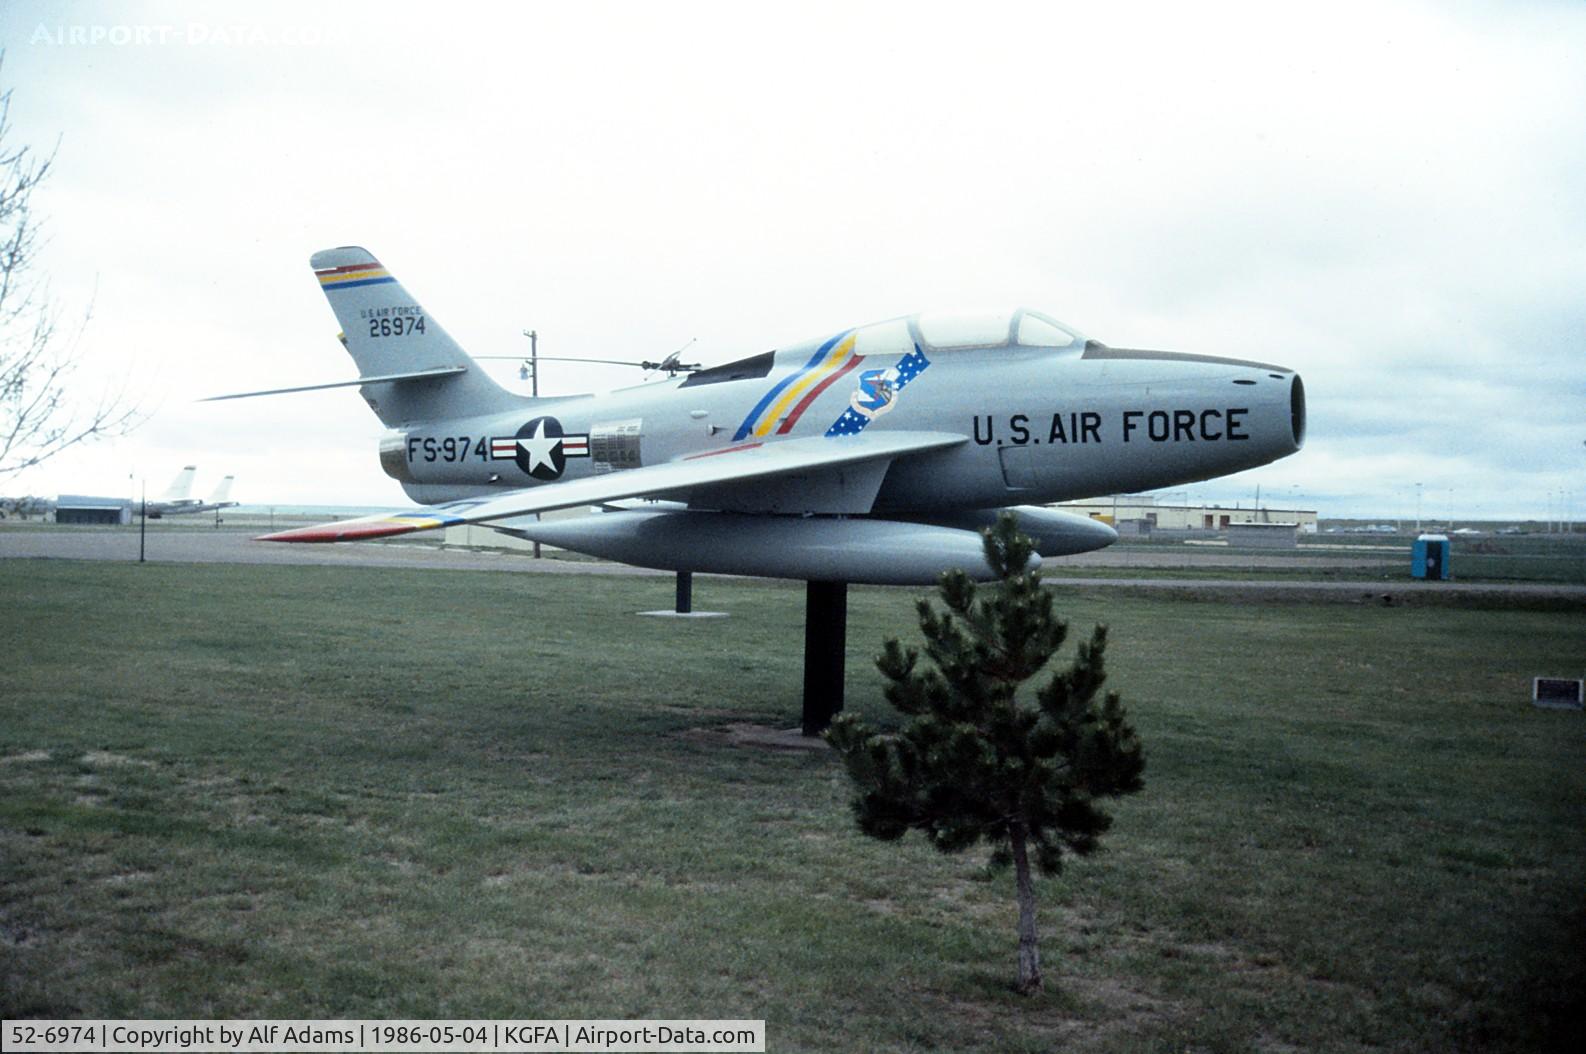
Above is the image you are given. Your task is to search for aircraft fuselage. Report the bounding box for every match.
[383,331,1304,516]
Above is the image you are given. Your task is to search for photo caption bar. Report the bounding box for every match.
[2,1019,766,1053]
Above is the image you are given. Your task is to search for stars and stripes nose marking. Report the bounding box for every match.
[825,346,932,437]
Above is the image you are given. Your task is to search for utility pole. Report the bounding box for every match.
[138,479,146,563]
[524,328,542,558]
[522,329,539,397]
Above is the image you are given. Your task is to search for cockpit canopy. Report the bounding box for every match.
[914,308,1085,351]
[681,308,1088,390]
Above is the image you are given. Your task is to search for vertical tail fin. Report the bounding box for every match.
[309,246,522,426]
[160,466,197,502]
[207,476,234,504]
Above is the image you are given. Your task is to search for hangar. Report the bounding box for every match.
[54,495,134,526]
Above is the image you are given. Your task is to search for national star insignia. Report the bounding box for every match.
[516,419,564,474]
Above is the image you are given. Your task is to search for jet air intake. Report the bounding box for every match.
[1290,374,1307,447]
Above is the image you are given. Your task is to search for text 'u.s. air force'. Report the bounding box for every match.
[973,408,1250,446]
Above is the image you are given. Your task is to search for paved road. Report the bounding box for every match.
[0,526,672,575]
[3,526,1582,601]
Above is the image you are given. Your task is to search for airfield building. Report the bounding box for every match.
[1057,494,1318,535]
[1226,522,1301,548]
[54,495,134,526]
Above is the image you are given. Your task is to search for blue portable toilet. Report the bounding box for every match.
[1412,534,1451,580]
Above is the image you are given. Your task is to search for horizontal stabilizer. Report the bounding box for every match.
[200,366,468,402]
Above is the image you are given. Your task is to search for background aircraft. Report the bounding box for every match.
[169,475,238,517]
[143,471,238,518]
[141,465,197,518]
[222,247,1307,729]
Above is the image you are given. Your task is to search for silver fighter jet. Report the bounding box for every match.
[238,246,1305,586]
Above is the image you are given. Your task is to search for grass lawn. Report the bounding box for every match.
[2,559,1583,1052]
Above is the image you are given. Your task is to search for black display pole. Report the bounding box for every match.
[802,580,848,736]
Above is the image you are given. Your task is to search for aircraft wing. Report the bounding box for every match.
[258,431,966,542]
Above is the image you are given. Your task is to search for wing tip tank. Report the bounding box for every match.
[255,521,418,543]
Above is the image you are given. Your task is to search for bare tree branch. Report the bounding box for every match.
[0,53,141,479]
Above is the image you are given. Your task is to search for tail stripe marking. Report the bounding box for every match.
[317,266,395,291]
[320,276,396,291]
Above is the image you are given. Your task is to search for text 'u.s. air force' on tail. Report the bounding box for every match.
[212,246,1305,731]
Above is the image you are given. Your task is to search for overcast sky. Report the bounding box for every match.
[2,0,1582,521]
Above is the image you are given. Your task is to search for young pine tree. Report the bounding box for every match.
[825,512,1145,994]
